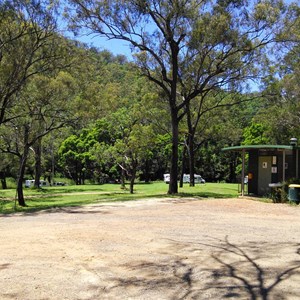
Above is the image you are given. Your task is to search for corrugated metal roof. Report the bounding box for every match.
[222,145,297,151]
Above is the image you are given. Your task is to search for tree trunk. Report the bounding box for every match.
[168,107,179,194]
[1,178,7,189]
[34,138,42,188]
[81,169,85,185]
[0,171,7,190]
[17,148,29,207]
[120,167,126,189]
[128,158,137,194]
[179,144,187,188]
[16,125,31,207]
[129,171,136,194]
[51,133,55,185]
[186,102,195,187]
[0,171,7,189]
[188,132,195,187]
[229,153,238,183]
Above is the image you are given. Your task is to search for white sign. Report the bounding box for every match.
[272,167,277,173]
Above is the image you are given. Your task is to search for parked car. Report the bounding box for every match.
[25,179,48,188]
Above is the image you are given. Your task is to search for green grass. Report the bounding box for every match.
[0,182,240,214]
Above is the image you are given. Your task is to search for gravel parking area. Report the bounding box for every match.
[0,197,300,299]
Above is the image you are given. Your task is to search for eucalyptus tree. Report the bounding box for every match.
[69,47,138,129]
[0,0,64,126]
[67,0,289,194]
[0,72,77,206]
[89,107,156,193]
[250,3,300,144]
[274,5,300,139]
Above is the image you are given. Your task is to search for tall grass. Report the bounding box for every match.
[0,182,239,214]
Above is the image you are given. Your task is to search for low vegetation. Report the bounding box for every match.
[0,182,239,214]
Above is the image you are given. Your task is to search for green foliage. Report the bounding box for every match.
[0,0,67,125]
[1,0,300,197]
[242,122,271,145]
[58,133,97,184]
[67,0,291,195]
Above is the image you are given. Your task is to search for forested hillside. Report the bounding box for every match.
[0,0,299,205]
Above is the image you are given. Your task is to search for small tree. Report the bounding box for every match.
[109,124,156,193]
[58,131,98,185]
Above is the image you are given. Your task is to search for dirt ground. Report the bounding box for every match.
[1,197,300,300]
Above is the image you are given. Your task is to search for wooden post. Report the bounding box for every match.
[283,149,286,182]
[296,148,299,179]
[241,148,245,196]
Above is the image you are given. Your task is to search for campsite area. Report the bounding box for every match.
[1,2,300,298]
[1,197,300,300]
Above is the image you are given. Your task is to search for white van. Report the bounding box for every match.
[163,174,170,184]
[183,174,205,184]
[182,174,190,183]
[194,174,206,184]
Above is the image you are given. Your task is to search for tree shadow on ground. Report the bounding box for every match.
[95,237,300,299]
[199,237,300,299]
[176,192,237,199]
[95,259,196,299]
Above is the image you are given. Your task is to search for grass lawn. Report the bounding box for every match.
[0,182,240,214]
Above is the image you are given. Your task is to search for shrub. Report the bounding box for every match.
[270,178,300,203]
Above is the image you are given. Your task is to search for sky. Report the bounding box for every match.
[57,6,133,59]
[72,33,133,58]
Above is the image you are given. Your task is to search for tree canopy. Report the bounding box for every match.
[66,0,293,193]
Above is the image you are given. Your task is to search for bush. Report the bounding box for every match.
[270,185,286,203]
[270,178,300,203]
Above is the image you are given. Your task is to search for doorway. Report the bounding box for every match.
[258,156,272,195]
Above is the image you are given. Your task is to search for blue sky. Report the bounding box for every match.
[58,8,133,58]
[64,29,133,58]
